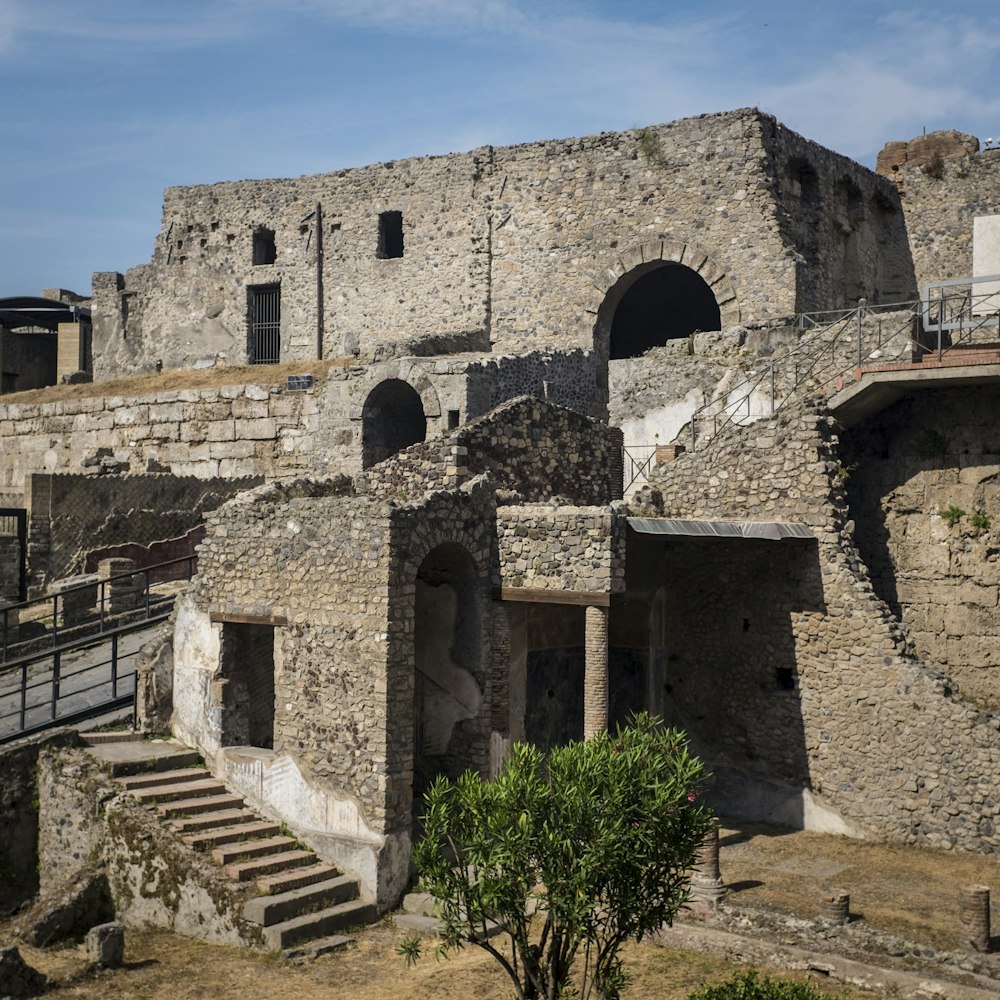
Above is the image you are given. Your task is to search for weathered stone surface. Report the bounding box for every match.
[85,921,125,967]
[14,870,114,947]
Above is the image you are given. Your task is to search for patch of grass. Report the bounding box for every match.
[0,356,355,406]
[968,510,991,533]
[939,505,966,527]
[636,126,668,168]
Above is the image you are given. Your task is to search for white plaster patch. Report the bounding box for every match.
[171,594,222,756]
[973,215,1000,314]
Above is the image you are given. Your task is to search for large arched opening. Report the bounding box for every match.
[606,262,722,360]
[413,542,483,828]
[361,378,427,468]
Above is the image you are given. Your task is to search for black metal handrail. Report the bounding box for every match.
[1,554,196,661]
[0,613,170,745]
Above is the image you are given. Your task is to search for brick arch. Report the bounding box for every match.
[581,239,741,342]
[346,361,442,422]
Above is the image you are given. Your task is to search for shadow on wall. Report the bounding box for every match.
[646,535,826,829]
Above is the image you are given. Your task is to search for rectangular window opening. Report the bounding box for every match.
[377,210,404,259]
[447,409,460,430]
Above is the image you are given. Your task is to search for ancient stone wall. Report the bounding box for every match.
[841,386,1000,711]
[764,117,915,310]
[636,400,1000,852]
[0,349,601,502]
[881,140,1000,292]
[495,504,625,594]
[92,109,908,379]
[365,395,623,505]
[25,473,261,591]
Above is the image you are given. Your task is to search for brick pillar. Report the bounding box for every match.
[583,604,609,739]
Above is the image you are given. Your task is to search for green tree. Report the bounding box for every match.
[406,714,714,1000]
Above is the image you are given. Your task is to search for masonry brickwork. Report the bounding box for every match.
[841,386,1000,711]
[633,400,1000,852]
[91,108,910,379]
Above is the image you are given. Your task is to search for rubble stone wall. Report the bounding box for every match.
[495,504,624,594]
[92,109,907,378]
[365,396,623,505]
[884,145,1000,292]
[638,400,1000,852]
[841,386,1000,711]
[0,349,601,500]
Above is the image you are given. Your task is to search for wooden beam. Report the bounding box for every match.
[209,611,288,626]
[495,587,610,607]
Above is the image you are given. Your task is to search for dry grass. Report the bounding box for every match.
[8,822,1000,999]
[2,357,355,406]
[720,821,1000,953]
[19,924,888,1000]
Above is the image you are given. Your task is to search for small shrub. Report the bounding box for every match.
[939,505,966,527]
[968,510,991,532]
[688,968,839,1000]
[921,151,945,179]
[636,126,668,168]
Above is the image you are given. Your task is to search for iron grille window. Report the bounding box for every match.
[248,284,280,365]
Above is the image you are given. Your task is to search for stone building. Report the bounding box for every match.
[3,109,1000,924]
[90,107,914,382]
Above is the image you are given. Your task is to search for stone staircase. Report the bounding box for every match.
[87,737,376,957]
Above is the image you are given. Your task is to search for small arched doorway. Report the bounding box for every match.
[413,543,483,819]
[605,262,722,359]
[362,378,427,468]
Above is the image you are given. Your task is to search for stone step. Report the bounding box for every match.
[225,849,316,882]
[157,793,245,818]
[169,808,259,834]
[120,767,209,791]
[79,731,143,746]
[183,821,281,851]
[257,863,341,896]
[131,777,227,803]
[263,898,378,950]
[210,836,299,866]
[282,934,354,962]
[243,874,359,927]
[102,748,201,778]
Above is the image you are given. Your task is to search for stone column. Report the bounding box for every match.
[960,884,991,952]
[583,604,609,739]
[690,821,727,908]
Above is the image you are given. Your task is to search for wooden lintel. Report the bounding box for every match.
[209,611,288,627]
[495,587,610,608]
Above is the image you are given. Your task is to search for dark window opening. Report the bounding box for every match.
[220,623,275,749]
[253,227,277,265]
[776,667,796,691]
[362,378,426,467]
[608,263,721,360]
[447,409,460,430]
[377,211,404,259]
[248,284,280,364]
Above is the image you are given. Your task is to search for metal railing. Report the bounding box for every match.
[683,282,1000,451]
[1,554,197,662]
[0,614,169,745]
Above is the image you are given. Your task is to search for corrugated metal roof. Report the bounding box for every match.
[626,517,814,540]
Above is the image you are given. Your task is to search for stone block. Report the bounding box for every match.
[85,922,125,968]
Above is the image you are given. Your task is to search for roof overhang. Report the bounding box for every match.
[626,517,814,540]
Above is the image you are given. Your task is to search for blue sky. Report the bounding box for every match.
[2,0,999,298]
